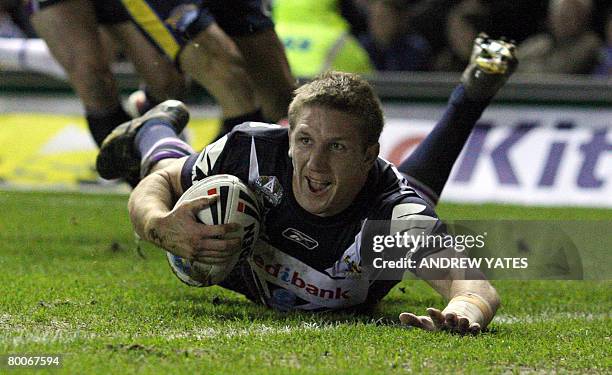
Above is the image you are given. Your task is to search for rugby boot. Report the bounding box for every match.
[461,33,518,101]
[96,100,189,182]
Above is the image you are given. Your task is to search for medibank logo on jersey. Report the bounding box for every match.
[252,255,350,299]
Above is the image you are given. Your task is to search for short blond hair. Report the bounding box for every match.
[288,71,384,147]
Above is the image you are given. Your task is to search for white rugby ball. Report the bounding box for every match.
[167,174,261,287]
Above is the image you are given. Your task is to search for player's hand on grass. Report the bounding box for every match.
[145,194,241,264]
[399,307,483,335]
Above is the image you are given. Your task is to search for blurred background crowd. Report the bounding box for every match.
[3,0,609,77]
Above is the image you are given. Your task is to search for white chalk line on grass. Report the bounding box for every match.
[1,312,609,346]
[1,313,338,345]
[0,313,96,346]
[138,321,340,341]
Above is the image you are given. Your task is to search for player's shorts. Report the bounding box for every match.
[120,0,275,62]
[27,0,131,25]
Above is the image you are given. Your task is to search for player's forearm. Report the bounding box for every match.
[128,170,177,242]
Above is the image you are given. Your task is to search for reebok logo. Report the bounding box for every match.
[282,228,318,250]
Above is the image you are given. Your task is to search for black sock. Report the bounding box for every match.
[86,105,131,147]
[398,86,490,203]
[216,109,265,141]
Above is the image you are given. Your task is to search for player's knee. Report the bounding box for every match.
[207,49,247,83]
[183,40,247,81]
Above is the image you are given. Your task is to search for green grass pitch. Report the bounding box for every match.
[0,190,610,374]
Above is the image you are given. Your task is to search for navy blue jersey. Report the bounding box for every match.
[181,122,444,311]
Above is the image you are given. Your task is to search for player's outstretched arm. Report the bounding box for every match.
[399,249,500,335]
[128,157,241,263]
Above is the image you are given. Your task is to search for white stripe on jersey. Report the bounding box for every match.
[248,136,260,184]
[379,156,413,193]
[193,135,228,178]
[391,202,426,219]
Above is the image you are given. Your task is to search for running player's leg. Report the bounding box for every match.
[105,21,186,107]
[120,0,264,137]
[91,0,186,114]
[210,0,295,122]
[179,22,260,120]
[398,35,518,205]
[29,0,130,146]
[231,28,295,122]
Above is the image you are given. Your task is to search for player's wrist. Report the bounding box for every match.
[141,213,166,245]
[442,292,494,327]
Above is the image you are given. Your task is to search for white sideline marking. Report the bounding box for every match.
[162,322,336,340]
[1,314,97,346]
[0,314,338,345]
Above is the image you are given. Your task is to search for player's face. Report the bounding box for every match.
[289,105,379,217]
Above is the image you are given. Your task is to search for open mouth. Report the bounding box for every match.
[306,177,332,195]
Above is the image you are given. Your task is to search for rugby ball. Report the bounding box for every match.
[167,174,261,287]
